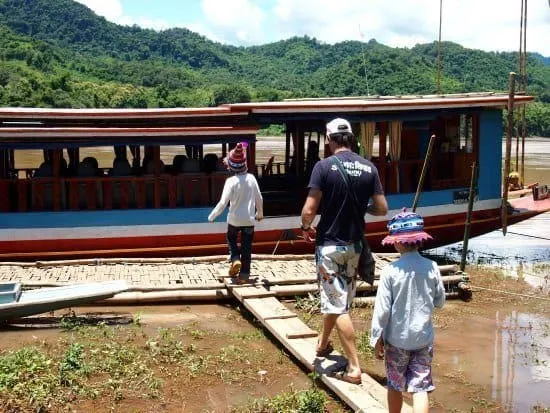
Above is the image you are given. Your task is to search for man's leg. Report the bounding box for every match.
[412,392,429,413]
[317,313,338,352]
[388,389,403,413]
[335,313,361,378]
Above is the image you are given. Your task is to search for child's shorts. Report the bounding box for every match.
[315,243,360,314]
[384,341,435,393]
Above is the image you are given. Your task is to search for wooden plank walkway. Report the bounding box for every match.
[0,253,457,290]
[224,279,413,412]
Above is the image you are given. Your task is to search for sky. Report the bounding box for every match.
[75,0,550,56]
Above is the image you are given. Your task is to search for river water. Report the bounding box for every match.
[424,138,550,291]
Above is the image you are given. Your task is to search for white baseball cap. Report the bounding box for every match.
[326,118,353,136]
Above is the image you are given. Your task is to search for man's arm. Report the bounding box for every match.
[300,188,322,229]
[366,193,388,216]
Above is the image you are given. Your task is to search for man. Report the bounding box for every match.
[300,117,388,384]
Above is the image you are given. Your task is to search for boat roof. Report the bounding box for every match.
[0,106,251,128]
[0,92,534,145]
[0,126,259,149]
[227,92,534,114]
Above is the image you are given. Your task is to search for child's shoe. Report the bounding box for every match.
[228,260,241,277]
[236,273,250,285]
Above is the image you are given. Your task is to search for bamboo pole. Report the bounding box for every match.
[354,291,460,307]
[437,0,443,94]
[460,162,478,272]
[412,134,436,212]
[502,72,516,236]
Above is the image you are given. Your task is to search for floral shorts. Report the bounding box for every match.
[384,341,435,393]
[315,242,360,314]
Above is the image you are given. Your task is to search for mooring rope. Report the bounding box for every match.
[468,284,550,301]
[498,229,550,241]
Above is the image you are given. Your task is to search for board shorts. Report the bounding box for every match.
[384,341,435,393]
[315,242,360,314]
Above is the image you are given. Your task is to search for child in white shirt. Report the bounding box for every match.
[208,143,263,283]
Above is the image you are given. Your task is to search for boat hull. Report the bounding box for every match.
[0,200,545,260]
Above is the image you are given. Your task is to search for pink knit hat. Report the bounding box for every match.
[227,143,247,173]
[381,208,433,246]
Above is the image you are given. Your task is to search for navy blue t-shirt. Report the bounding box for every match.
[308,151,383,246]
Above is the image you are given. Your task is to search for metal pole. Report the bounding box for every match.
[412,134,436,212]
[521,0,528,186]
[460,162,478,272]
[521,106,526,186]
[502,72,516,236]
[437,0,443,94]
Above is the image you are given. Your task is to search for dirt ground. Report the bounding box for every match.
[0,266,548,413]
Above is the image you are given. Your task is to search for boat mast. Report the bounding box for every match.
[517,0,528,186]
[502,72,516,236]
[437,0,443,94]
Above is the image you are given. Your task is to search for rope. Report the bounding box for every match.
[468,284,550,301]
[498,229,550,242]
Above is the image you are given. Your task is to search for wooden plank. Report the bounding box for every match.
[232,287,413,412]
[256,319,403,412]
[265,317,318,339]
[232,286,275,300]
[244,297,297,320]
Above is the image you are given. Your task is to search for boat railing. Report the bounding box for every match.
[0,172,233,213]
[256,161,286,177]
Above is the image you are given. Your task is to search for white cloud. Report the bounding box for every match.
[270,0,550,55]
[201,0,266,44]
[74,0,124,22]
[75,0,550,55]
[75,0,170,31]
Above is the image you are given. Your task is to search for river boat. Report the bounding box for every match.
[0,280,129,321]
[0,92,548,260]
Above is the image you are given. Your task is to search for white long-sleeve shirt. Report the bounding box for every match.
[208,173,263,227]
[370,251,446,350]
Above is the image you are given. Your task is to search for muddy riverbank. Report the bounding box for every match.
[0,266,548,412]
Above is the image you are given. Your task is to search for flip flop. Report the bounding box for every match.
[315,341,334,357]
[330,370,362,385]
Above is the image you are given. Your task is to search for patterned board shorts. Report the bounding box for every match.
[384,341,435,393]
[315,242,361,314]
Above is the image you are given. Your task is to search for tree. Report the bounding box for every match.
[210,84,251,106]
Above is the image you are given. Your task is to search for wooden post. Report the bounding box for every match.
[460,162,478,272]
[52,149,61,211]
[520,106,526,186]
[153,146,161,208]
[378,122,388,190]
[502,72,515,236]
[412,135,436,212]
[285,126,291,173]
[0,150,6,179]
[247,138,256,175]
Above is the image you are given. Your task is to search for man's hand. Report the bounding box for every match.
[256,212,263,222]
[301,226,317,243]
[375,337,384,360]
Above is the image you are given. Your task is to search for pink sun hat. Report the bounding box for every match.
[381,208,433,246]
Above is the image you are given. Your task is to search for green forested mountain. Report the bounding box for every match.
[0,0,549,135]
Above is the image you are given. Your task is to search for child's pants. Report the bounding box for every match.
[227,224,254,277]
